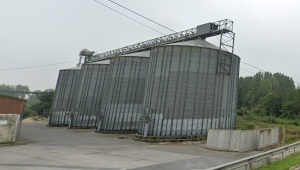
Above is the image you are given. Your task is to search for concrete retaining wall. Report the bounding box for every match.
[207,127,280,152]
[258,127,279,150]
[0,114,21,144]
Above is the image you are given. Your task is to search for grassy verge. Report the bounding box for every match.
[236,115,300,144]
[256,151,300,170]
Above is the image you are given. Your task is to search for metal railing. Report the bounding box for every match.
[206,141,300,170]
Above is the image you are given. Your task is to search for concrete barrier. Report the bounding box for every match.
[207,127,280,152]
[258,127,279,150]
[0,114,21,144]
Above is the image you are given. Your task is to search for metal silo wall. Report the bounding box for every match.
[139,45,240,136]
[99,56,149,131]
[71,63,111,128]
[50,69,81,126]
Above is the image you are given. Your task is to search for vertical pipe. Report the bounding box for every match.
[153,47,166,136]
[181,47,192,136]
[133,59,143,131]
[201,49,211,134]
[114,57,127,130]
[147,50,159,135]
[127,61,137,130]
[158,50,169,136]
[162,47,173,136]
[170,46,183,136]
[176,48,187,136]
[105,58,121,130]
[120,58,134,130]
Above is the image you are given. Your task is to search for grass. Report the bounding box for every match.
[256,151,300,170]
[236,115,300,144]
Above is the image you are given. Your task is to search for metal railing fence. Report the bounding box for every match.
[206,141,300,170]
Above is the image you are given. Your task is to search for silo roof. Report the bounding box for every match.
[60,66,81,71]
[120,50,150,57]
[167,38,219,50]
[88,60,110,65]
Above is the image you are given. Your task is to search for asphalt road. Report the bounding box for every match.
[0,122,260,170]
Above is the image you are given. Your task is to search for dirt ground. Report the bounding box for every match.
[22,116,47,122]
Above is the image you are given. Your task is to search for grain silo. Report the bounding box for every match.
[97,51,150,132]
[70,60,111,128]
[49,66,81,126]
[136,39,240,140]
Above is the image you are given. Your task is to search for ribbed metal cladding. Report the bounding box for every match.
[0,95,25,114]
[98,55,150,131]
[139,44,240,136]
[50,67,81,125]
[72,60,111,128]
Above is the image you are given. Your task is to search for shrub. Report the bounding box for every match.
[237,107,249,116]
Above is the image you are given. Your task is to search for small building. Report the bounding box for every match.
[0,94,25,144]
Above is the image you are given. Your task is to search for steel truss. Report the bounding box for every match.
[85,19,234,63]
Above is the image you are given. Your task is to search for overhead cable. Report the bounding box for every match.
[240,61,266,72]
[93,0,165,35]
[107,0,176,32]
[0,60,77,70]
[95,0,299,85]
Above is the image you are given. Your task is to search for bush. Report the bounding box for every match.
[23,107,38,118]
[237,107,249,116]
[292,120,300,126]
[245,124,255,130]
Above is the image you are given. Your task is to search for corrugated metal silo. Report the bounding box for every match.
[98,51,150,132]
[70,60,111,128]
[138,39,240,138]
[49,66,81,126]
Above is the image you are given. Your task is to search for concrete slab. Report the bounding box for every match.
[0,122,260,170]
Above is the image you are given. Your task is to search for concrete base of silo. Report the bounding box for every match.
[133,134,207,143]
[138,115,234,135]
[98,111,142,132]
[48,111,70,127]
[69,115,98,129]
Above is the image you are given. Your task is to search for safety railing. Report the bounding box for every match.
[206,141,300,170]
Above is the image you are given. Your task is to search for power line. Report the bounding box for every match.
[93,0,165,35]
[107,0,176,33]
[107,0,213,49]
[95,0,300,85]
[94,0,213,51]
[0,90,49,94]
[98,1,259,73]
[0,60,77,71]
[240,61,266,72]
[240,61,300,85]
[240,68,256,74]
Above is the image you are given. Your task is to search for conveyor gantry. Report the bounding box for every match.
[84,19,234,63]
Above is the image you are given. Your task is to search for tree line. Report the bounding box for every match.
[238,72,300,119]
[1,71,300,119]
[0,84,54,117]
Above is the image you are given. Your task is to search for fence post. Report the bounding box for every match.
[266,156,270,164]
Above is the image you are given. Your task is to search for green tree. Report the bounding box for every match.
[238,72,295,117]
[281,89,300,118]
[30,89,54,115]
[0,84,29,99]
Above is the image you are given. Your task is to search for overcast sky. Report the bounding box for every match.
[1,0,300,91]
